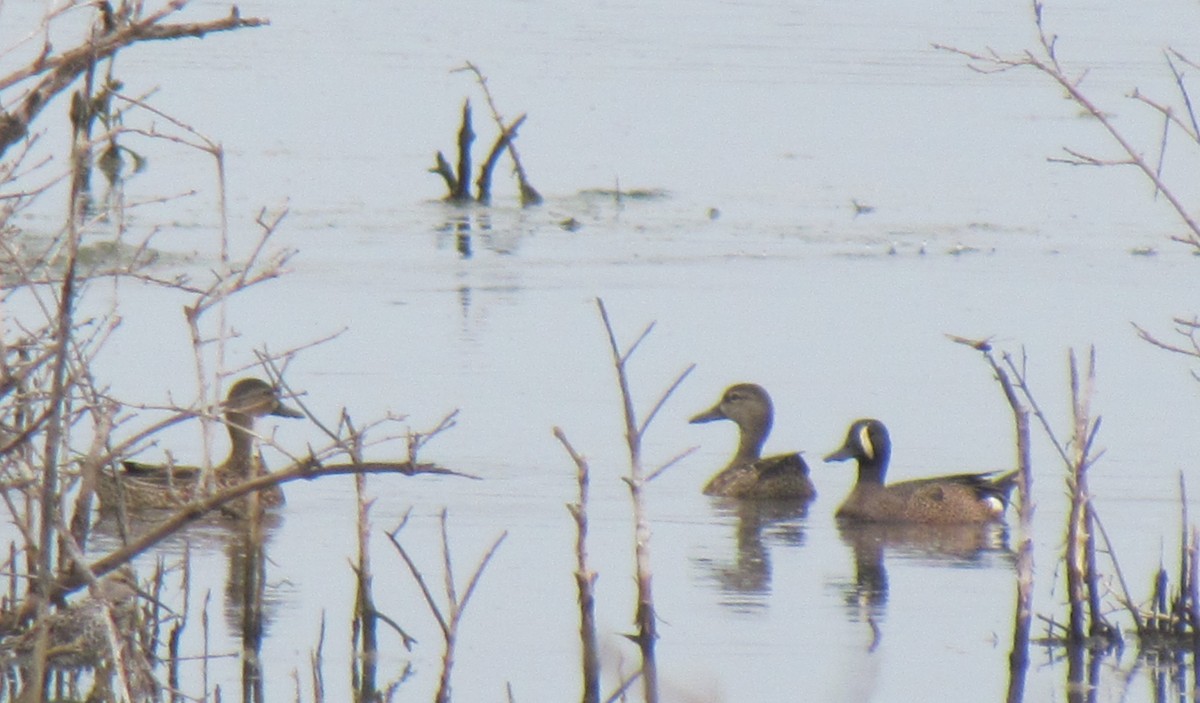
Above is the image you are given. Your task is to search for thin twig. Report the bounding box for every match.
[554,426,600,703]
[949,333,1035,686]
[1088,506,1142,632]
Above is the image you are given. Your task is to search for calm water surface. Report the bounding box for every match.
[5,0,1200,701]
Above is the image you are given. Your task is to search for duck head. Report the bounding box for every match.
[223,378,304,420]
[825,419,891,481]
[690,383,774,461]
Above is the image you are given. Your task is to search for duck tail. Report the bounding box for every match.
[984,469,1021,505]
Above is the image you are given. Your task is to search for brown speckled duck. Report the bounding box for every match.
[0,569,142,670]
[689,383,816,500]
[98,378,304,516]
[824,418,1017,524]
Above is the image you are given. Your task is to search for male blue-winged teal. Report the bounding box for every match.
[689,383,816,500]
[98,378,303,516]
[824,418,1018,524]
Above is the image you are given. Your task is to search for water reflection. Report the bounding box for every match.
[1142,650,1200,703]
[91,507,282,703]
[693,498,807,610]
[223,502,275,703]
[1012,641,1200,703]
[833,521,1012,624]
[1064,644,1105,703]
[435,207,526,259]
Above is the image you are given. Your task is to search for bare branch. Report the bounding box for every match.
[385,513,450,638]
[0,6,269,158]
[935,5,1200,247]
[645,446,699,483]
[637,363,695,437]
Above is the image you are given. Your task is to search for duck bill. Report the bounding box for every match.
[272,402,305,419]
[823,445,855,462]
[688,405,725,424]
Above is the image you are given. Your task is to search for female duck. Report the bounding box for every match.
[99,378,304,515]
[824,418,1017,524]
[689,383,815,500]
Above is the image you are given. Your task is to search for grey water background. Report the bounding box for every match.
[5,0,1200,700]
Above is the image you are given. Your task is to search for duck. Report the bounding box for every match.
[0,569,159,702]
[689,383,816,500]
[98,378,304,516]
[824,418,1018,524]
[0,569,143,671]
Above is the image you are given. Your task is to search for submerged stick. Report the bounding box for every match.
[1177,473,1192,637]
[475,114,527,204]
[1065,348,1112,643]
[1187,526,1199,664]
[458,61,542,206]
[351,466,379,700]
[453,100,473,202]
[431,151,458,195]
[555,427,600,703]
[310,612,326,703]
[948,334,1035,683]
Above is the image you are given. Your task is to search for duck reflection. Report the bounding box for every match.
[85,505,283,701]
[834,520,1011,624]
[223,500,281,703]
[694,498,808,610]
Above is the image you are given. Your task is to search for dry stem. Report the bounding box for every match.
[386,510,506,703]
[594,297,694,703]
[949,334,1035,688]
[554,426,600,703]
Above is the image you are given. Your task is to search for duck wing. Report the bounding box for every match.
[918,469,1018,504]
[704,452,816,500]
[751,452,816,500]
[889,469,1019,517]
[755,452,811,480]
[120,460,203,481]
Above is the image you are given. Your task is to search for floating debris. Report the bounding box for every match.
[578,187,670,202]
